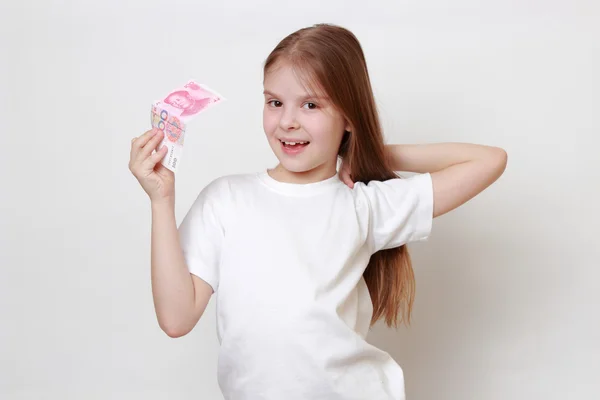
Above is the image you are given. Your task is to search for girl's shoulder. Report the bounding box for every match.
[350,173,434,250]
[349,173,433,219]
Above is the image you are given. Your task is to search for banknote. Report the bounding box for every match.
[150,80,225,172]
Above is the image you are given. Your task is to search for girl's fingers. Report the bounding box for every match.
[145,145,168,169]
[344,176,354,188]
[132,128,158,150]
[130,129,155,160]
[340,169,354,188]
[139,129,165,160]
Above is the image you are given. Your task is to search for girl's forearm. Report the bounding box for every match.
[151,199,196,336]
[386,142,505,173]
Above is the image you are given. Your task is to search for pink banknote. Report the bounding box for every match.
[150,80,225,172]
[156,81,225,123]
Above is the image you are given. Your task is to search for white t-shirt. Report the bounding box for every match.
[178,170,434,400]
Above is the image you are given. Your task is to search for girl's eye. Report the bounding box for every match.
[303,102,317,110]
[268,100,282,107]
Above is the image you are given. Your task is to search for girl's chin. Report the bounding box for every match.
[276,162,312,174]
[277,160,335,177]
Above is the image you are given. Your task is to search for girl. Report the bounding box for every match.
[129,23,507,400]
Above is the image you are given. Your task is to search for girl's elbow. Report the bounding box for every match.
[493,147,508,176]
[496,147,508,165]
[162,323,191,338]
[484,147,508,178]
[158,316,194,338]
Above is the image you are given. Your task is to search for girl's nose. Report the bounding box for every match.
[279,109,300,130]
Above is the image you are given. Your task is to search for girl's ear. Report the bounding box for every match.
[344,121,352,133]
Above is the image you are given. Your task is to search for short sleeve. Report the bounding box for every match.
[178,180,225,292]
[360,172,434,253]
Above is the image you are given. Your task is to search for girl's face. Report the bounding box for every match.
[263,63,350,183]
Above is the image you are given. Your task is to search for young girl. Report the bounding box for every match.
[129,23,507,400]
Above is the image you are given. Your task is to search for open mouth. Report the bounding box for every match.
[280,139,310,147]
[279,139,310,152]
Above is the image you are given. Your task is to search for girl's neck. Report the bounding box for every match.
[268,162,337,184]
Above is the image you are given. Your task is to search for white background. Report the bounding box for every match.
[1,0,598,399]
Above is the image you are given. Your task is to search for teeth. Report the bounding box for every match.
[282,140,308,145]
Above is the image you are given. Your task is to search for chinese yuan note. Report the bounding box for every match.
[150,80,225,172]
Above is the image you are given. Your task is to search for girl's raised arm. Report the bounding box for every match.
[386,142,508,218]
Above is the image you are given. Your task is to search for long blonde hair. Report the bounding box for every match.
[263,24,415,328]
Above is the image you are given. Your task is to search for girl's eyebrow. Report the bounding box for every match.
[263,90,328,101]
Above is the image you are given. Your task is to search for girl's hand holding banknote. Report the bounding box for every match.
[129,128,174,204]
